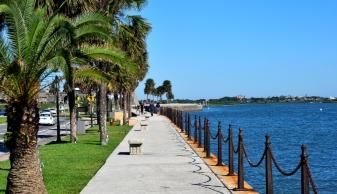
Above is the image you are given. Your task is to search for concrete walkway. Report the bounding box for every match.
[81,115,231,194]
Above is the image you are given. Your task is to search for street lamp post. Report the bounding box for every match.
[55,76,61,142]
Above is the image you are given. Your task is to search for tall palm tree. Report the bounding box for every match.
[163,80,173,103]
[156,86,165,102]
[85,0,150,139]
[144,78,155,101]
[0,0,76,192]
[60,13,116,143]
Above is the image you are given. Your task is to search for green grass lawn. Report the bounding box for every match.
[0,125,131,194]
[0,117,6,124]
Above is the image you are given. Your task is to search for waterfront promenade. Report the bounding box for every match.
[81,115,231,194]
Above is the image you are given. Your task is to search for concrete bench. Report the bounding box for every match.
[128,139,143,155]
[140,121,149,129]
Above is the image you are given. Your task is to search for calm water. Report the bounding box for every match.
[189,103,337,194]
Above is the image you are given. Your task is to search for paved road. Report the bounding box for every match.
[0,117,70,159]
[81,115,231,194]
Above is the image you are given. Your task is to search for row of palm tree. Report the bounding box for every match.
[144,79,174,102]
[0,0,150,192]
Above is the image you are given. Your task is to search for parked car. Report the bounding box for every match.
[41,108,56,116]
[39,112,55,125]
[48,108,57,116]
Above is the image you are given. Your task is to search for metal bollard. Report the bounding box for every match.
[217,121,223,166]
[206,119,211,158]
[203,118,207,152]
[194,115,198,143]
[185,112,188,135]
[265,135,273,194]
[187,114,191,140]
[237,128,245,190]
[301,145,309,194]
[228,124,234,175]
[198,117,202,148]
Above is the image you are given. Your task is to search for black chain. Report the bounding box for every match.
[222,135,229,143]
[306,163,319,194]
[270,149,301,176]
[210,131,218,140]
[233,141,239,154]
[242,144,266,168]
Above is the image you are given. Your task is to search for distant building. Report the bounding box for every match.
[38,91,67,104]
[236,95,246,101]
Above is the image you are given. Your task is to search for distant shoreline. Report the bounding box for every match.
[206,101,337,106]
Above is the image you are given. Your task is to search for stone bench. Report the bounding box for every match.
[128,139,143,155]
[140,121,149,129]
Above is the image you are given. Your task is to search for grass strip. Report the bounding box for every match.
[0,117,6,125]
[0,125,131,194]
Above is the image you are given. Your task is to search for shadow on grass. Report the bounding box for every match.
[81,142,101,146]
[47,141,69,145]
[0,168,9,171]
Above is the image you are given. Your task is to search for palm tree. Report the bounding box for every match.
[163,80,173,103]
[0,0,77,192]
[60,12,116,144]
[144,78,155,101]
[167,91,174,103]
[156,86,165,102]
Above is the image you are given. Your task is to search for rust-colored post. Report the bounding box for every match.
[228,124,234,175]
[216,121,223,166]
[194,115,198,143]
[237,128,245,190]
[301,145,309,194]
[203,118,207,151]
[265,135,273,194]
[206,119,211,158]
[180,111,184,133]
[185,112,188,135]
[198,117,202,148]
[187,114,191,140]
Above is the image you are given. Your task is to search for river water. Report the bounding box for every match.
[189,103,337,194]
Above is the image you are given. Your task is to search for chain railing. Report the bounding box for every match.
[160,107,319,194]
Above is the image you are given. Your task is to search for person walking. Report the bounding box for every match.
[140,102,144,115]
[149,103,155,116]
[156,102,161,115]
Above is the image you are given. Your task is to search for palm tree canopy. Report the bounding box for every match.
[0,0,74,103]
[144,78,155,96]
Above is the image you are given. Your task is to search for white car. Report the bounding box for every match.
[39,112,55,125]
[48,108,57,116]
[42,108,56,116]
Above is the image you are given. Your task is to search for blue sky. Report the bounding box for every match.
[135,0,337,99]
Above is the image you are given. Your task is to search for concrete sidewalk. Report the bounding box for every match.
[81,115,231,194]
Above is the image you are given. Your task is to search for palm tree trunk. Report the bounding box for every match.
[6,99,47,193]
[122,93,127,125]
[127,92,132,119]
[68,65,77,143]
[113,93,119,111]
[68,89,77,143]
[98,83,108,145]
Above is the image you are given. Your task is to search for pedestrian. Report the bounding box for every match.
[156,102,160,114]
[149,103,155,116]
[140,102,144,115]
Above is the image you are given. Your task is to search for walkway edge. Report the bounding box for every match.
[166,116,260,194]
